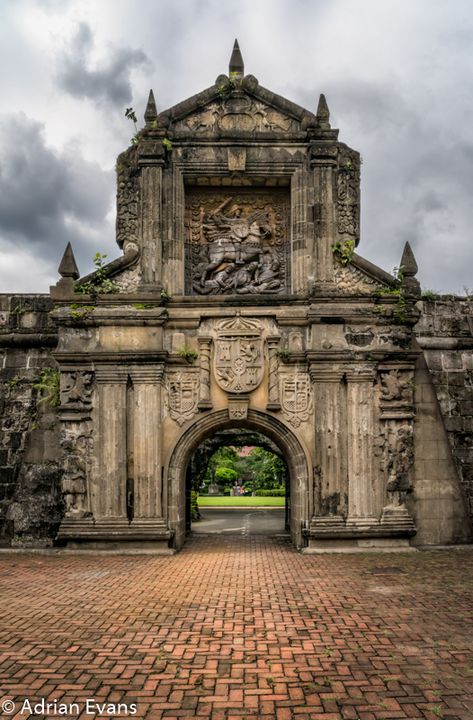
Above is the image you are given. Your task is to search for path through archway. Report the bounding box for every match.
[166,410,311,550]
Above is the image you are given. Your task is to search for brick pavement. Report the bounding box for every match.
[0,536,472,720]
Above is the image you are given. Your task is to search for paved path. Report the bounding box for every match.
[0,537,472,720]
[193,508,286,535]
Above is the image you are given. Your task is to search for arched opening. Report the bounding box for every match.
[187,429,290,538]
[166,410,311,550]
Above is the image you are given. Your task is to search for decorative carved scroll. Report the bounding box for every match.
[378,369,414,409]
[166,371,200,426]
[185,188,290,295]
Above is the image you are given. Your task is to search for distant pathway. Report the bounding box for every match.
[0,537,472,719]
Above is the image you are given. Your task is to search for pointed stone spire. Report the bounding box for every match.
[144,89,158,124]
[316,93,331,129]
[229,39,244,78]
[400,241,418,276]
[58,242,79,280]
[400,241,420,296]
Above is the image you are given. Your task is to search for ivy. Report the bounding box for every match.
[178,348,198,364]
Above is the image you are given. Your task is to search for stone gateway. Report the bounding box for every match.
[1,42,472,551]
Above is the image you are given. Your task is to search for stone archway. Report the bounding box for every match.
[166,409,311,550]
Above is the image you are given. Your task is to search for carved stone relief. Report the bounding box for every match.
[166,371,200,426]
[60,371,94,407]
[280,370,313,428]
[381,420,414,508]
[379,369,414,408]
[213,316,264,394]
[337,151,360,240]
[185,188,290,295]
[61,419,92,517]
[175,97,300,134]
[334,264,385,294]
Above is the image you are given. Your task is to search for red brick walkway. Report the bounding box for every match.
[0,537,472,720]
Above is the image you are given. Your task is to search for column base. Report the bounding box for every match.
[304,511,417,552]
[57,516,174,552]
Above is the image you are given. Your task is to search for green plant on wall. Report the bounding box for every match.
[33,368,60,407]
[76,254,119,296]
[332,239,355,266]
[178,347,198,364]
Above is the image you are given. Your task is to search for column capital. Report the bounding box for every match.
[309,366,344,383]
[130,366,164,384]
[345,365,376,383]
[95,367,129,384]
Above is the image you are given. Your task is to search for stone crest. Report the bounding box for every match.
[166,372,199,426]
[280,372,313,427]
[214,316,264,394]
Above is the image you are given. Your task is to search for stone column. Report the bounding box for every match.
[345,366,379,527]
[310,367,346,526]
[130,366,166,525]
[266,337,281,411]
[197,337,213,410]
[92,368,128,523]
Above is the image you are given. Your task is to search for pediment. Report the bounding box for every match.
[159,77,316,136]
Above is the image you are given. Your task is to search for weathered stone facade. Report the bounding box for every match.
[1,44,472,550]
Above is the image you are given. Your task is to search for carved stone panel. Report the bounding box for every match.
[166,371,199,426]
[61,419,93,517]
[60,371,94,408]
[185,188,290,295]
[175,97,300,134]
[280,370,313,428]
[213,316,264,394]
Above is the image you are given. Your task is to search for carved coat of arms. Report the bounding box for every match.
[214,316,264,394]
[166,372,199,426]
[281,373,313,427]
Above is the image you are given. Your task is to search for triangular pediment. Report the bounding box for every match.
[334,254,397,295]
[159,76,317,136]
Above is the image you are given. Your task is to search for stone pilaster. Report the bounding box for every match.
[197,337,213,410]
[93,367,128,522]
[140,166,162,290]
[310,367,346,526]
[266,337,281,411]
[345,366,379,527]
[130,366,166,525]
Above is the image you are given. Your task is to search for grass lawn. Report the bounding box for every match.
[197,496,285,507]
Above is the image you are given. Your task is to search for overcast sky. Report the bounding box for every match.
[1,0,472,294]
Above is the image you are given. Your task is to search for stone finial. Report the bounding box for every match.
[316,93,331,129]
[58,242,79,280]
[144,89,158,124]
[229,39,244,77]
[400,241,421,296]
[400,241,418,276]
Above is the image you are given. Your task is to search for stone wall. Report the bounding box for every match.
[415,298,473,525]
[0,295,62,546]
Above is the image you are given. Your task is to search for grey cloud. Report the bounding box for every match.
[56,22,151,108]
[0,113,115,276]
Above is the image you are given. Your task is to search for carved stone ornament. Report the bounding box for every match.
[175,97,300,134]
[379,369,413,408]
[382,419,414,507]
[60,371,94,407]
[337,151,360,240]
[213,315,264,394]
[166,371,199,426]
[185,188,290,295]
[280,371,313,428]
[60,419,92,517]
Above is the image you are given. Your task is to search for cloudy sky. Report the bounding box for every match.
[1,0,472,294]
